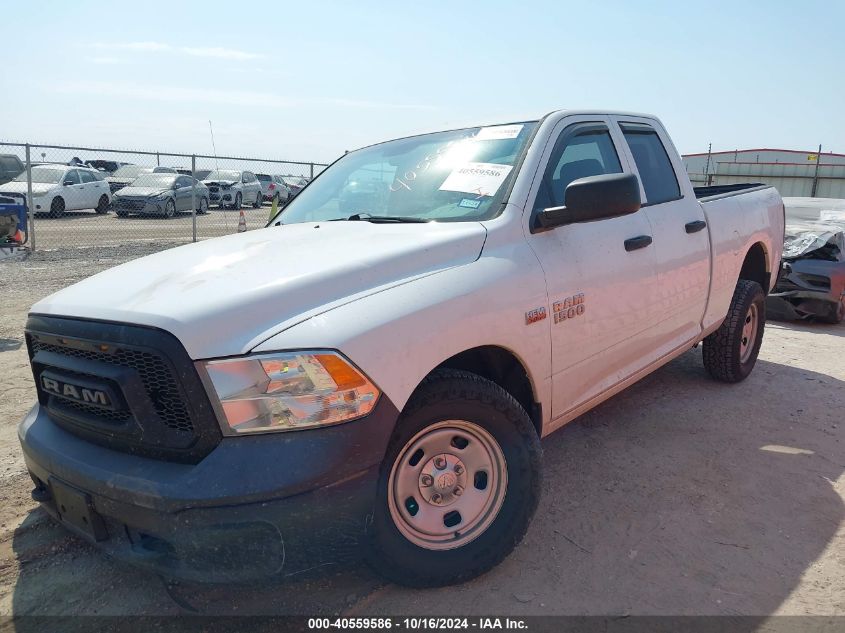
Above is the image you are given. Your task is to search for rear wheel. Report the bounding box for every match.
[369,369,542,587]
[95,195,110,214]
[49,197,65,218]
[703,279,766,382]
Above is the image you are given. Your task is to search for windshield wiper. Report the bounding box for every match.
[331,212,430,223]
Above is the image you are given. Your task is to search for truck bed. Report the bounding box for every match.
[694,182,767,200]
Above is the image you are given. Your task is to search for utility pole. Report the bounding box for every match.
[810,144,822,198]
[703,142,713,186]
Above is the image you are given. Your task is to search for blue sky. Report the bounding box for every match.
[2,0,843,163]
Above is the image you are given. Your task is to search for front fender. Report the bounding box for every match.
[252,253,551,423]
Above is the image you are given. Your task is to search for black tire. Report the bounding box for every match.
[115,209,128,217]
[253,191,262,208]
[703,279,766,382]
[49,197,65,218]
[820,298,845,325]
[368,369,542,588]
[95,195,110,214]
[232,192,242,210]
[163,198,176,218]
[197,197,209,214]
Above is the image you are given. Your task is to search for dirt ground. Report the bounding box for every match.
[0,245,842,619]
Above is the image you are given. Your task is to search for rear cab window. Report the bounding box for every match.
[620,123,680,205]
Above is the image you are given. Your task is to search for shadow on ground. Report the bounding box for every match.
[9,341,844,619]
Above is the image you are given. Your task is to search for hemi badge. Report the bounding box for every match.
[525,307,547,325]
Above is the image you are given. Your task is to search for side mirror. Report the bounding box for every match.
[535,173,641,230]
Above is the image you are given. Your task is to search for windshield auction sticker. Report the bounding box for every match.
[474,124,524,140]
[439,162,514,197]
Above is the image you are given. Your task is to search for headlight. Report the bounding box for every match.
[154,192,170,200]
[201,351,380,435]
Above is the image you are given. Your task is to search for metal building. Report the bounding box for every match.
[682,148,845,199]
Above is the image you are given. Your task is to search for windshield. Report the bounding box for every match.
[112,165,150,179]
[206,170,241,181]
[129,174,177,188]
[274,122,537,224]
[14,167,65,184]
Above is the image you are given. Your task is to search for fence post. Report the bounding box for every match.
[156,152,160,167]
[25,144,35,252]
[191,154,197,243]
[310,163,314,179]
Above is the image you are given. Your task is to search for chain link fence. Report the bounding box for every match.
[0,141,328,251]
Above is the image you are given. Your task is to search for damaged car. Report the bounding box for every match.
[767,197,845,324]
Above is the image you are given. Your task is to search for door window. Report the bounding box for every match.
[63,170,81,185]
[78,170,96,183]
[620,123,680,205]
[534,124,622,212]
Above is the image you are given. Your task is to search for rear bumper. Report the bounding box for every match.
[18,396,398,582]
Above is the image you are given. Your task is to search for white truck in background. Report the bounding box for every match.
[19,110,784,587]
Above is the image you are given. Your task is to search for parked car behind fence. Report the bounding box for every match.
[0,165,110,217]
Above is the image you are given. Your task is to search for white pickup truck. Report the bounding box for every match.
[19,111,784,587]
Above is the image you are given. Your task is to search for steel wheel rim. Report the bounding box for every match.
[387,420,507,551]
[739,302,759,363]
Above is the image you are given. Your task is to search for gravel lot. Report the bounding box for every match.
[0,243,842,620]
[25,205,274,250]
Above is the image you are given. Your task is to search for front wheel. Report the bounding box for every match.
[49,196,65,218]
[197,197,209,214]
[163,198,176,218]
[232,192,242,210]
[369,369,542,587]
[703,279,766,382]
[253,191,262,208]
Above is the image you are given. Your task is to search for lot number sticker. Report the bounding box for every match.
[439,162,514,198]
[474,124,524,141]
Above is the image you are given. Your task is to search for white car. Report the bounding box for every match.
[202,170,263,209]
[0,165,111,217]
[18,110,783,587]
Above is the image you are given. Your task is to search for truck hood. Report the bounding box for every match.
[32,221,487,358]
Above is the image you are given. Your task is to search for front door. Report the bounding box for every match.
[525,117,660,423]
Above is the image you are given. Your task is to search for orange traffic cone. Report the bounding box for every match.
[237,209,247,233]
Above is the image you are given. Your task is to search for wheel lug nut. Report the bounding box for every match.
[420,474,433,487]
[431,493,443,504]
[453,464,464,475]
[454,486,463,497]
[434,456,446,469]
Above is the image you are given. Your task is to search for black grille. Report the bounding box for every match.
[108,181,127,193]
[115,198,147,210]
[30,340,192,433]
[26,315,222,463]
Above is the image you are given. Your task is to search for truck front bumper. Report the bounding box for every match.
[18,396,399,583]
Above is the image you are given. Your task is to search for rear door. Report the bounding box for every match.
[77,170,101,209]
[612,117,710,349]
[525,116,660,422]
